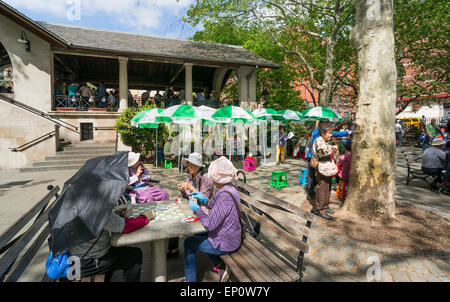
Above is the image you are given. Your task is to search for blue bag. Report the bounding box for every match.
[46,251,70,279]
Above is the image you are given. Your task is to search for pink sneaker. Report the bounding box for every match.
[213,264,229,282]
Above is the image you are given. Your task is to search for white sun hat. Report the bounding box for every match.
[181,152,205,167]
[128,152,141,167]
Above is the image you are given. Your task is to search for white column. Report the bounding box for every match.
[184,63,193,105]
[118,56,128,112]
[238,66,257,110]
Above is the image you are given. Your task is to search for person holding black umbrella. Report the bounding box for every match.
[48,152,154,282]
[68,208,153,282]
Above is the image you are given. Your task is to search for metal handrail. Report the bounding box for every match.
[9,131,55,152]
[0,94,79,133]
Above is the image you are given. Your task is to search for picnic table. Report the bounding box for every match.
[110,199,206,282]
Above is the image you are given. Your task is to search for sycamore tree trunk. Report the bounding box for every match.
[318,36,335,107]
[343,0,397,219]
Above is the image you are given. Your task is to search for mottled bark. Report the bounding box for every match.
[343,0,397,219]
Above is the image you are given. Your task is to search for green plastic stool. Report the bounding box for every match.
[164,159,172,169]
[270,171,289,189]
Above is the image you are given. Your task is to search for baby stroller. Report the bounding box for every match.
[441,152,450,195]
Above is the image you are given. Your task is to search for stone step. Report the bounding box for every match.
[19,164,83,173]
[63,145,115,151]
[45,153,114,161]
[54,150,115,156]
[32,159,88,167]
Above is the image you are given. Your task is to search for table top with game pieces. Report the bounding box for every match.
[111,198,206,246]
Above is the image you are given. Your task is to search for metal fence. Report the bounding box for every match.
[53,95,119,112]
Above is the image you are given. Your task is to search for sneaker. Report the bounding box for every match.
[213,264,229,282]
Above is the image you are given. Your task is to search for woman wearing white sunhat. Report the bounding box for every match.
[167,153,214,258]
[183,156,243,282]
[127,152,170,203]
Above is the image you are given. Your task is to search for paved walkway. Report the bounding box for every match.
[0,146,448,282]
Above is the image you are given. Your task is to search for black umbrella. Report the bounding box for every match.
[48,151,129,256]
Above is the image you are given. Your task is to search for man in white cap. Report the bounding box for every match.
[421,138,446,191]
[164,136,175,161]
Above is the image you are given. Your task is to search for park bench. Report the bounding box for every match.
[220,179,317,282]
[0,185,105,282]
[402,151,439,190]
[0,185,60,282]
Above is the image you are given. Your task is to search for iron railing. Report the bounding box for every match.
[9,131,56,152]
[54,95,119,112]
[0,94,79,133]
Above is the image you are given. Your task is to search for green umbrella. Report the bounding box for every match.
[300,106,343,123]
[252,108,281,121]
[276,109,303,123]
[157,104,197,124]
[212,106,256,124]
[131,107,162,128]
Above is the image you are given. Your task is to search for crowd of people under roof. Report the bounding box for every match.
[54,81,237,110]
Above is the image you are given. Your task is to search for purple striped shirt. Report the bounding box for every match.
[195,184,242,252]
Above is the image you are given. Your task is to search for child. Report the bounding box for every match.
[336,141,352,202]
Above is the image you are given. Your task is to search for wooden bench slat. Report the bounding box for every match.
[261,224,301,264]
[240,193,316,240]
[0,205,54,277]
[242,238,292,282]
[4,225,50,282]
[241,204,309,253]
[245,234,299,282]
[0,186,59,250]
[220,254,252,282]
[234,180,317,224]
[228,248,270,282]
[238,243,282,282]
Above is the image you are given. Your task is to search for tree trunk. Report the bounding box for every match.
[343,0,397,220]
[318,36,336,107]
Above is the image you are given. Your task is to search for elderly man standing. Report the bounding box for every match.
[422,138,446,191]
[164,136,175,162]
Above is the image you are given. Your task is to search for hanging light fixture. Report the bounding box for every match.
[17,31,30,52]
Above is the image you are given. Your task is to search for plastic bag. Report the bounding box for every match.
[46,251,70,279]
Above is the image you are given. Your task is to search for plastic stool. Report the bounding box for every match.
[164,159,172,169]
[243,157,256,172]
[270,171,289,189]
[299,168,308,186]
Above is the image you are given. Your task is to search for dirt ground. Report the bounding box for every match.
[299,195,450,255]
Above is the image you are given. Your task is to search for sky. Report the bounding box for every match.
[4,0,202,39]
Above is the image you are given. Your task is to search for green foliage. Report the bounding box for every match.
[185,1,359,107]
[115,104,168,158]
[394,0,450,104]
[187,7,305,111]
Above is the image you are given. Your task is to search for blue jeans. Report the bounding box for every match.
[184,232,229,282]
[422,136,432,151]
[396,132,402,147]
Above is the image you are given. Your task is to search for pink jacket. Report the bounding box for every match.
[338,153,351,181]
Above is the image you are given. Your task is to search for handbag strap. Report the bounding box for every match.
[80,230,104,261]
[222,190,246,244]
